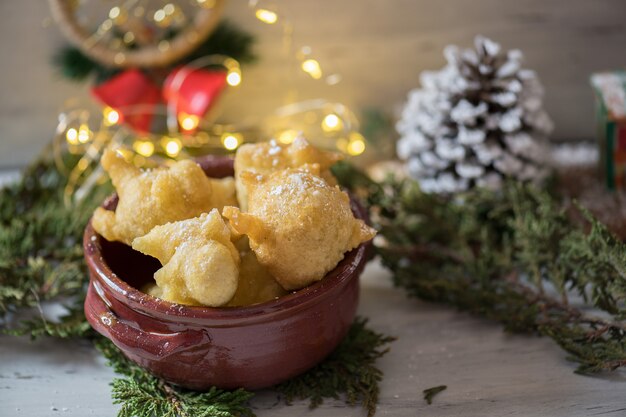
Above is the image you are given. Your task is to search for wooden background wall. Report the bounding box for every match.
[0,0,625,167]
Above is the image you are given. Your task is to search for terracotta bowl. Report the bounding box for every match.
[83,156,370,390]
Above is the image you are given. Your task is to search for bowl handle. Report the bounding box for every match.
[85,283,211,360]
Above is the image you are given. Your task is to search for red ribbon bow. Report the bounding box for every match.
[91,68,227,133]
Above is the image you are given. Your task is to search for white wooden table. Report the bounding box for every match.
[1,260,625,417]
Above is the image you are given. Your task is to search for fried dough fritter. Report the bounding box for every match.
[92,149,236,245]
[223,166,376,291]
[132,210,240,307]
[227,239,287,307]
[234,137,342,210]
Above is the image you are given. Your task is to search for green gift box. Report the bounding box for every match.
[591,71,626,190]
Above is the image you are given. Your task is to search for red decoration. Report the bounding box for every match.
[91,68,227,134]
[91,70,162,133]
[163,68,227,132]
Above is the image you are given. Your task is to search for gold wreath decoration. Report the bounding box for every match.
[47,0,226,68]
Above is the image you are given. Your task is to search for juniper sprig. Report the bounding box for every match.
[335,161,626,374]
[96,338,255,417]
[0,153,109,338]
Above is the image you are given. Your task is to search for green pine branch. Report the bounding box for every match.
[0,152,109,338]
[98,334,254,417]
[336,165,626,374]
[98,337,255,417]
[96,329,256,417]
[111,378,255,417]
[53,45,121,84]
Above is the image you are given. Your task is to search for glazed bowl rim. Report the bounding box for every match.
[83,162,370,325]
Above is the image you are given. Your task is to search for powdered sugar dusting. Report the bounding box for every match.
[269,171,329,201]
[289,172,306,188]
[270,185,284,195]
[268,139,282,156]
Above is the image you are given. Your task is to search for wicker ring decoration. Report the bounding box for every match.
[47,0,226,68]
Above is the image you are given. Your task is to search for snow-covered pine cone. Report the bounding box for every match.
[396,35,553,194]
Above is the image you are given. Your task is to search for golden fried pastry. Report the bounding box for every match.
[227,242,287,307]
[132,210,240,307]
[234,137,342,210]
[92,149,237,245]
[223,167,376,291]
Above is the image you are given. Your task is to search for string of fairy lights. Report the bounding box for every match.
[55,0,367,204]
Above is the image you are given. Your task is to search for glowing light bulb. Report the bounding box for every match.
[154,9,166,22]
[109,7,121,19]
[100,19,113,31]
[164,138,182,157]
[66,128,79,145]
[103,107,120,126]
[77,125,91,143]
[163,3,175,15]
[278,130,298,145]
[347,133,366,156]
[321,114,342,132]
[301,59,322,79]
[114,53,126,65]
[255,9,278,24]
[123,32,135,44]
[133,140,155,157]
[178,113,199,131]
[158,40,170,52]
[108,6,126,23]
[222,133,241,150]
[226,70,241,86]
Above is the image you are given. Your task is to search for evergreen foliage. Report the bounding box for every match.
[0,153,109,338]
[335,162,626,374]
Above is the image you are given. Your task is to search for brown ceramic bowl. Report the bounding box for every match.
[83,156,370,390]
